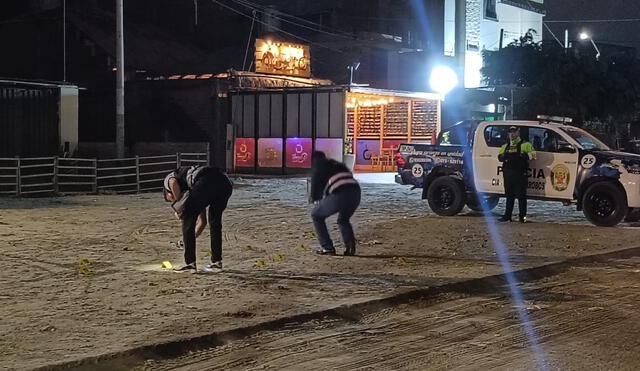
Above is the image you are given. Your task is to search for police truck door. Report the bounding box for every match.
[473,123,507,195]
[526,127,578,200]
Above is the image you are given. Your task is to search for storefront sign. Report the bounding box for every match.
[285,138,312,168]
[315,138,343,162]
[356,140,381,165]
[258,138,283,168]
[235,138,255,167]
[255,39,311,78]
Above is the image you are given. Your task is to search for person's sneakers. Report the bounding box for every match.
[344,240,357,256]
[316,247,336,255]
[173,263,197,273]
[498,216,512,222]
[519,216,527,224]
[202,261,223,273]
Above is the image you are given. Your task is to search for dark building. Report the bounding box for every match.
[0,0,446,161]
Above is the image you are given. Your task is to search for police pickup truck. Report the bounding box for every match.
[395,117,640,227]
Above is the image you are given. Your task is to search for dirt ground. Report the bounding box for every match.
[0,178,639,370]
[136,257,640,371]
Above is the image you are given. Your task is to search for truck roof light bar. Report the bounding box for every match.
[537,115,573,124]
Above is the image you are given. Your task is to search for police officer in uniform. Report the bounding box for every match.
[498,126,536,223]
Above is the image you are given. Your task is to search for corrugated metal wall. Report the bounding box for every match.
[0,84,60,157]
[233,90,345,140]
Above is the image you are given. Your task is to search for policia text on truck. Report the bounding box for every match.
[395,117,640,227]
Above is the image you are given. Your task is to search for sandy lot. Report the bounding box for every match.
[138,257,640,371]
[0,179,638,370]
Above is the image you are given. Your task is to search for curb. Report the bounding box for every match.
[36,246,640,371]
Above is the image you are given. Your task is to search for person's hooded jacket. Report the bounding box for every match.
[309,151,359,202]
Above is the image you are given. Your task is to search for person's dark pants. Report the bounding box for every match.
[311,186,361,250]
[503,169,527,219]
[181,172,233,264]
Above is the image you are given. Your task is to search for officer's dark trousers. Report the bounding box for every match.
[503,169,527,219]
[181,170,233,264]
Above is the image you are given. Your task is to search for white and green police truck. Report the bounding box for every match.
[395,117,640,226]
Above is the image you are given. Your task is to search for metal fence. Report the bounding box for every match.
[0,152,208,197]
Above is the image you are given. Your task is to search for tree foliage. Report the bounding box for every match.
[482,30,640,130]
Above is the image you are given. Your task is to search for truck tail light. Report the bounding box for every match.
[395,152,406,167]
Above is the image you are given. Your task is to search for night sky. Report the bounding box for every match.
[545,0,640,51]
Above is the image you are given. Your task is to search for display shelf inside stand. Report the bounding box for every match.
[349,94,440,172]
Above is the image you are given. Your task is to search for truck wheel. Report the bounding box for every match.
[582,182,627,227]
[427,176,465,216]
[467,195,499,212]
[625,208,640,223]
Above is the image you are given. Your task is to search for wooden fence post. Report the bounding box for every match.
[53,157,59,194]
[15,156,21,196]
[92,159,98,194]
[135,155,140,193]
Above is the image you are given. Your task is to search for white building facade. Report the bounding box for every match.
[444,0,545,88]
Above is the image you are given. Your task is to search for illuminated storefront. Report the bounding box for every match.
[231,86,442,174]
[229,39,442,174]
[345,87,442,172]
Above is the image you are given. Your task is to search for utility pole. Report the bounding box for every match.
[63,0,66,82]
[510,88,514,120]
[194,0,198,25]
[454,0,466,87]
[116,0,125,158]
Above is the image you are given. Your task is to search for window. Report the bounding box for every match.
[528,127,571,153]
[560,127,610,151]
[484,0,497,20]
[484,125,508,147]
[543,130,571,153]
[438,124,469,146]
[528,127,545,151]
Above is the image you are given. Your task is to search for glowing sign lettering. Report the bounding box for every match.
[255,39,311,78]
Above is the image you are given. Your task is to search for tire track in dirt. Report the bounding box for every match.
[125,260,640,371]
[8,181,640,371]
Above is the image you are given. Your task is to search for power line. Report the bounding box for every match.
[209,0,347,54]
[230,0,355,40]
[544,22,565,48]
[544,19,640,23]
[242,10,257,70]
[231,0,354,38]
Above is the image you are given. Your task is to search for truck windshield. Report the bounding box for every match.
[560,127,610,151]
[439,123,470,146]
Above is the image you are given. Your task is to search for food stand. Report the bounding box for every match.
[345,87,442,172]
[227,39,442,175]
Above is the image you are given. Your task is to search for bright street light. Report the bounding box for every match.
[578,32,600,60]
[429,66,458,96]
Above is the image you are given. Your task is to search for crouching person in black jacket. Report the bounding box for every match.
[163,166,233,273]
[309,151,361,256]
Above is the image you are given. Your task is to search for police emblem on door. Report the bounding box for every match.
[551,164,570,191]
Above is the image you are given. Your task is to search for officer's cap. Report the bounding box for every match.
[508,126,519,132]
